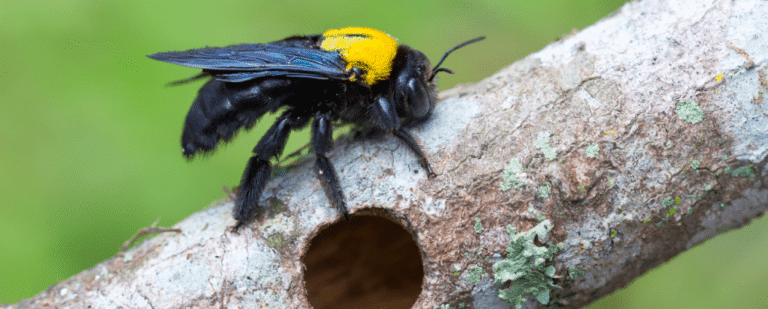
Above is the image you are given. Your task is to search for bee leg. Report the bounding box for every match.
[232,157,271,232]
[232,109,309,231]
[312,111,350,221]
[393,129,436,179]
[371,97,436,179]
[370,97,401,131]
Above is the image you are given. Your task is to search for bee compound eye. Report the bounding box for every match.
[406,78,430,119]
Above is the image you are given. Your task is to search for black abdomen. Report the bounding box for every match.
[181,77,371,158]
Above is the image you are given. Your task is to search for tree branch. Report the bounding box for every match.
[7,0,767,308]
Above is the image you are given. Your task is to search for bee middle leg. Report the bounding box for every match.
[312,111,350,221]
[232,108,310,231]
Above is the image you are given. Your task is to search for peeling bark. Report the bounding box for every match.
[6,0,768,308]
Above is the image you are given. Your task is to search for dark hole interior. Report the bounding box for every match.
[303,214,424,309]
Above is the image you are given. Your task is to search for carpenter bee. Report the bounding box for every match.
[148,27,483,231]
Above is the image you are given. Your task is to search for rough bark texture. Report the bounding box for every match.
[7,0,768,308]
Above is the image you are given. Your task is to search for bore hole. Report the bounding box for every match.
[303,214,424,309]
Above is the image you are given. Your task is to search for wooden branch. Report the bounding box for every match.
[7,0,767,308]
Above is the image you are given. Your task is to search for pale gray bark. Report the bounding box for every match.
[6,0,768,308]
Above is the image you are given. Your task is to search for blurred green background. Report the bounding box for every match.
[1,0,766,307]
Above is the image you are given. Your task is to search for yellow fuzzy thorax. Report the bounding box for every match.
[320,27,398,85]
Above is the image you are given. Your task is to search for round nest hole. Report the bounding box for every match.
[302,213,424,308]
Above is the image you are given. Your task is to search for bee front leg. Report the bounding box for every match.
[393,129,436,178]
[370,97,436,178]
[312,111,350,221]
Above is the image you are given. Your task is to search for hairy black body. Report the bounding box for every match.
[149,28,483,231]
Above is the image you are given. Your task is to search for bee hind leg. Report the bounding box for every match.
[232,108,310,232]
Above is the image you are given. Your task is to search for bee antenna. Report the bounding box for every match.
[434,68,455,75]
[429,36,485,81]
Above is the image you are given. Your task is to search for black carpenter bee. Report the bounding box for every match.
[148,27,483,231]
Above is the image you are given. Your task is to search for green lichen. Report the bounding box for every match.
[534,132,557,161]
[675,100,704,124]
[528,205,546,221]
[474,217,484,234]
[586,143,600,158]
[434,304,453,309]
[538,183,551,198]
[665,141,674,148]
[466,264,484,285]
[705,184,713,191]
[568,266,584,279]
[500,158,526,191]
[667,207,677,216]
[691,160,701,169]
[662,197,674,208]
[731,164,755,180]
[493,220,562,308]
[267,233,284,248]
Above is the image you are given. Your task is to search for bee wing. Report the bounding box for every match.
[148,43,349,82]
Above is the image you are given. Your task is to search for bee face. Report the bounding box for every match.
[392,48,437,123]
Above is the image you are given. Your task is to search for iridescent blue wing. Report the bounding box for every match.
[148,43,349,83]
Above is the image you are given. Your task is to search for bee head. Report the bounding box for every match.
[392,36,485,124]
